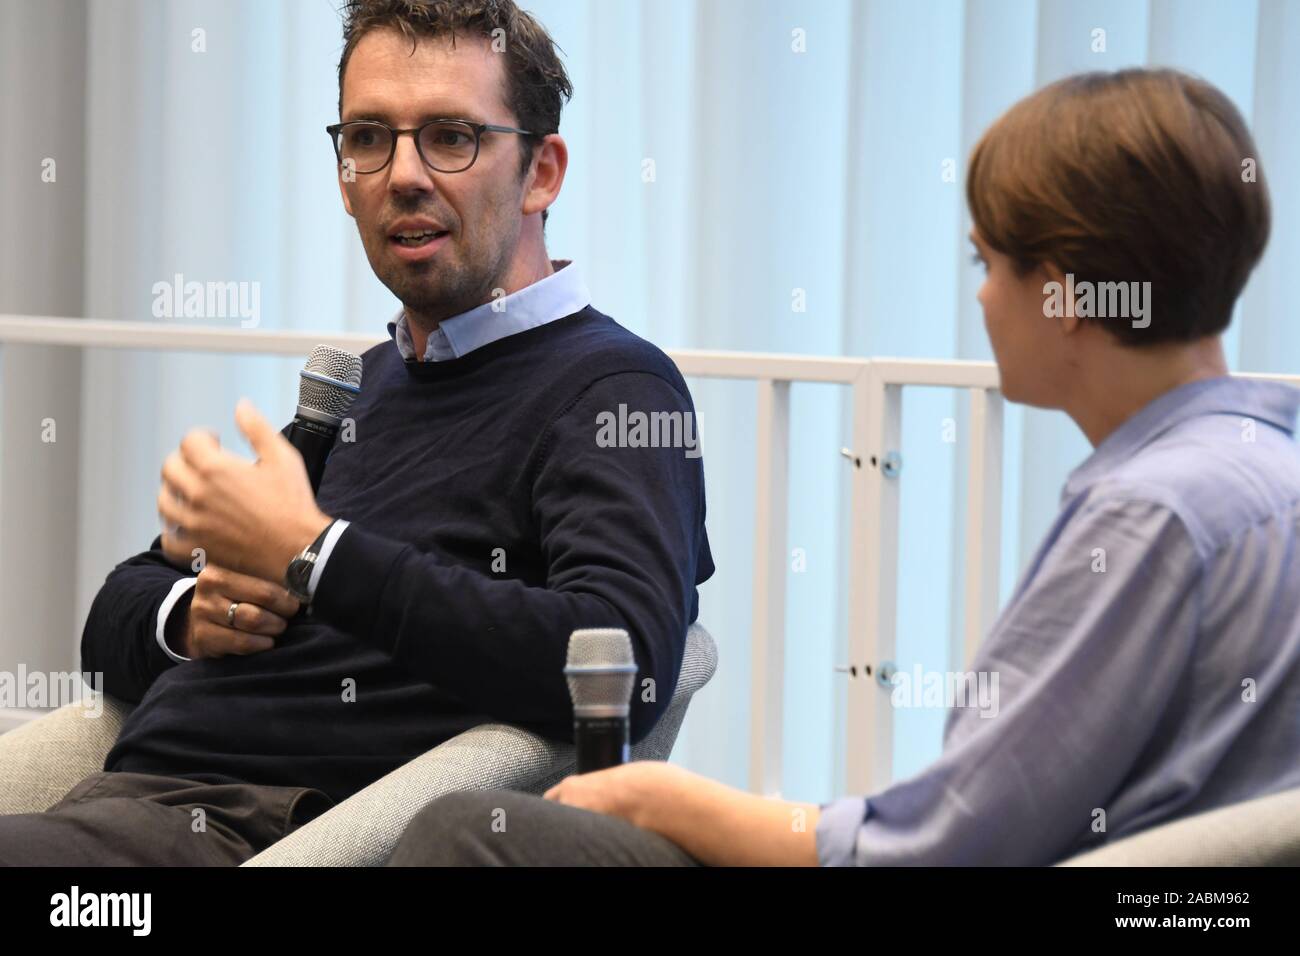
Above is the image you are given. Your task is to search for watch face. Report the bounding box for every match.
[287,554,317,598]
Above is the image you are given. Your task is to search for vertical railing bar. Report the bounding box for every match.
[846,363,901,795]
[749,378,790,796]
[961,388,1003,667]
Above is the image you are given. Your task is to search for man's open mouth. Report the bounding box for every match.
[391,228,450,248]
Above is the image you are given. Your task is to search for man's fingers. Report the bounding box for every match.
[157,485,192,531]
[196,565,299,622]
[220,599,291,637]
[178,427,223,471]
[208,567,300,618]
[234,588,300,622]
[234,398,284,463]
[192,622,275,657]
[188,562,300,659]
[160,451,202,505]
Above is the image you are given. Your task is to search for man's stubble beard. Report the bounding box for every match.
[372,214,521,328]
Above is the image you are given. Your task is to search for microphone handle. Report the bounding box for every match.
[574,716,629,774]
[287,416,338,494]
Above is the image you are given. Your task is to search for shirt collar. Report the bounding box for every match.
[1064,375,1300,497]
[386,259,590,362]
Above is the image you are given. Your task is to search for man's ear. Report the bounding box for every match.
[337,170,356,219]
[521,134,568,218]
[1040,261,1081,335]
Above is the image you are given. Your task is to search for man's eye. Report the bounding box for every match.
[970,252,987,271]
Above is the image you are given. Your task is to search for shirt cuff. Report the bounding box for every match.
[308,522,410,649]
[307,518,351,598]
[155,577,198,663]
[816,796,870,867]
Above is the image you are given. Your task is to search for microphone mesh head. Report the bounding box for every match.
[298,345,363,420]
[565,628,637,714]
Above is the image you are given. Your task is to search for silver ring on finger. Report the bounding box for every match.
[227,601,240,627]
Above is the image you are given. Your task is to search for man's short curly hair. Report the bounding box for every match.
[337,0,573,222]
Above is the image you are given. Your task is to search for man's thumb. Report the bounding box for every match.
[234,398,281,460]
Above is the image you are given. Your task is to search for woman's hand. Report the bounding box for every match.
[545,760,821,866]
[544,761,692,829]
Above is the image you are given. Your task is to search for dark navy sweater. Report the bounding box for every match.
[82,307,714,805]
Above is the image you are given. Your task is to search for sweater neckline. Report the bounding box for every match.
[395,307,598,381]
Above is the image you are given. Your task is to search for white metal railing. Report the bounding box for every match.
[4,314,1299,800]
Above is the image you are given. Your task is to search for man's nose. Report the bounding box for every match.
[388,132,436,194]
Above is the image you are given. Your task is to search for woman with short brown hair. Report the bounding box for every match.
[390,68,1300,868]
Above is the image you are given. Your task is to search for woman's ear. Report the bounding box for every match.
[1039,261,1081,335]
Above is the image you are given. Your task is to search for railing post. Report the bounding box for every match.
[845,363,901,796]
[749,378,790,796]
[960,387,1003,667]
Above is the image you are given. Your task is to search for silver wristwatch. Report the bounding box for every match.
[284,520,336,604]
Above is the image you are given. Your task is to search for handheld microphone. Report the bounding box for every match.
[564,628,638,774]
[289,345,363,493]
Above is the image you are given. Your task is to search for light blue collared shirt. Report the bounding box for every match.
[387,259,591,362]
[818,375,1300,865]
[155,260,591,664]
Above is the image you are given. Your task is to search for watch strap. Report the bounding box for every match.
[304,519,337,557]
[286,519,337,601]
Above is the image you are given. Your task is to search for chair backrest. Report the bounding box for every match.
[1057,784,1300,866]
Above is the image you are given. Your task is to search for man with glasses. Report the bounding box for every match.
[0,0,713,866]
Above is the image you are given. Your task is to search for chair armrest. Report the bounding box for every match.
[1056,784,1300,866]
[0,695,135,814]
[243,722,575,866]
[628,622,717,763]
[247,623,719,866]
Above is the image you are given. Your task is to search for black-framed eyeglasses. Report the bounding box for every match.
[326,119,539,175]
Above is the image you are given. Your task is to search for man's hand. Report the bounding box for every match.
[157,399,333,584]
[171,564,301,659]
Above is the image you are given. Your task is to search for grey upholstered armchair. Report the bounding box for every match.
[1057,783,1300,866]
[0,622,717,866]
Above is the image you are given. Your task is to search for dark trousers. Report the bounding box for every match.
[0,771,333,866]
[387,790,703,866]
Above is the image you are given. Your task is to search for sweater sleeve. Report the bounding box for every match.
[79,534,196,704]
[309,370,709,743]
